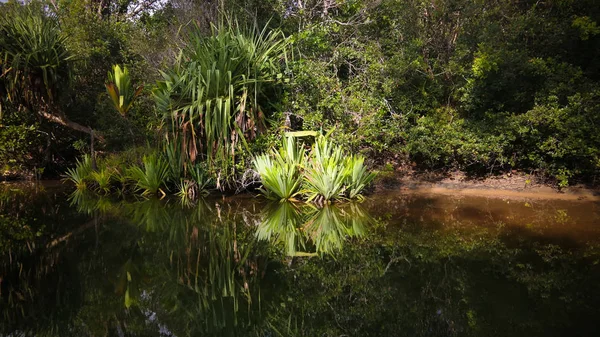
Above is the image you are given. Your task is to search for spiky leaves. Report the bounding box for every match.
[64,155,93,190]
[256,201,306,256]
[0,5,104,141]
[90,167,113,194]
[303,137,349,203]
[345,156,376,201]
[253,137,305,201]
[0,6,73,111]
[257,202,372,256]
[127,153,170,197]
[253,135,376,203]
[154,22,290,171]
[176,164,213,204]
[105,64,143,117]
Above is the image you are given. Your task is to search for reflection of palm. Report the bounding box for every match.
[257,202,372,256]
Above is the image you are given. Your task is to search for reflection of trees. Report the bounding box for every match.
[2,186,600,336]
[264,219,600,337]
[142,201,270,336]
[69,192,273,336]
[0,185,89,335]
[257,202,371,256]
[2,187,276,336]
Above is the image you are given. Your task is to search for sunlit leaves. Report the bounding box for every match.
[154,22,290,172]
[253,135,376,203]
[105,64,143,117]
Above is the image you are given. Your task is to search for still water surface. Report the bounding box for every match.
[1,183,600,336]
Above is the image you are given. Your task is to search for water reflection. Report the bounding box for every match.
[257,202,370,256]
[68,191,270,336]
[2,184,600,336]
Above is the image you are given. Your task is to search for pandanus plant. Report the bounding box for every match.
[253,134,376,203]
[303,137,349,203]
[0,6,102,144]
[154,22,290,172]
[105,64,143,118]
[0,7,73,110]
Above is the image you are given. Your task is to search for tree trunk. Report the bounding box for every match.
[38,110,104,142]
[91,129,97,170]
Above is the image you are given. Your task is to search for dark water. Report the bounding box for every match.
[1,183,600,337]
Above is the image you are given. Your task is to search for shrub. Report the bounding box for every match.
[345,156,376,200]
[303,137,349,203]
[253,136,305,201]
[64,155,93,189]
[253,135,376,203]
[176,164,213,204]
[90,167,113,193]
[154,22,290,174]
[127,153,170,196]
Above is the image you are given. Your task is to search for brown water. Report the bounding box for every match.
[365,190,600,244]
[1,183,600,336]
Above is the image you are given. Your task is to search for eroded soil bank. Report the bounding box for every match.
[4,168,600,202]
[376,171,600,201]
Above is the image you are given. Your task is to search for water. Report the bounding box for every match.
[1,183,600,336]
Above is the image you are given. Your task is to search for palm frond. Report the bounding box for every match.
[127,153,170,196]
[154,21,290,173]
[105,64,143,117]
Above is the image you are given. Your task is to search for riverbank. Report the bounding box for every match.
[4,169,600,202]
[376,170,600,201]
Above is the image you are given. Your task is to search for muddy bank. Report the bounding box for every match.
[4,171,600,202]
[376,171,600,201]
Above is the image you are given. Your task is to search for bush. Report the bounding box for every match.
[508,92,600,185]
[406,108,511,171]
[127,153,170,196]
[253,137,305,201]
[154,22,290,175]
[64,155,93,190]
[0,123,43,176]
[253,135,376,203]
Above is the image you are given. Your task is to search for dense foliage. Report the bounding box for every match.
[154,22,290,177]
[2,0,600,186]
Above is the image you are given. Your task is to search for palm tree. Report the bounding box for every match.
[154,21,290,174]
[0,5,102,141]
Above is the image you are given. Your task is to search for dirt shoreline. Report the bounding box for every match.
[376,171,600,201]
[3,171,600,202]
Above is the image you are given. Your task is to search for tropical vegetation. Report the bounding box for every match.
[253,135,375,203]
[2,0,600,189]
